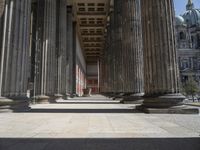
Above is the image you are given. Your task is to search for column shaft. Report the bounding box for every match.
[142,0,179,95]
[66,7,73,94]
[0,0,31,99]
[140,0,186,109]
[66,6,73,95]
[55,0,67,97]
[34,0,57,99]
[114,0,123,93]
[122,0,144,94]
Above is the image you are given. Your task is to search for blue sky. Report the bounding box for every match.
[174,0,200,15]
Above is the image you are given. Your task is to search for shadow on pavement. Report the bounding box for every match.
[50,102,121,104]
[23,108,141,113]
[0,138,200,150]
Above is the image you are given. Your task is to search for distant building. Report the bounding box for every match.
[175,0,200,85]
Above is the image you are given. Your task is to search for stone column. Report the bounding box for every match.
[99,41,106,94]
[72,22,77,96]
[54,0,67,100]
[100,26,108,95]
[109,0,144,101]
[102,13,115,96]
[0,0,5,34]
[121,0,144,103]
[0,0,31,111]
[112,0,124,97]
[66,6,73,96]
[0,0,8,98]
[0,0,31,99]
[33,0,57,103]
[100,33,107,94]
[107,15,113,94]
[139,0,198,113]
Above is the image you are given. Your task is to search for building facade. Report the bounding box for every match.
[176,0,200,84]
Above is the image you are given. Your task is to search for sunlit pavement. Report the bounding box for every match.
[0,95,200,150]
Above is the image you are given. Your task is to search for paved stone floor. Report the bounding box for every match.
[0,95,200,150]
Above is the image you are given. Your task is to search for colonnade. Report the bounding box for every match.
[29,0,70,101]
[0,0,73,102]
[0,0,198,113]
[100,0,196,113]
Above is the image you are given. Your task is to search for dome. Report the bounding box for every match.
[175,16,186,26]
[182,8,200,27]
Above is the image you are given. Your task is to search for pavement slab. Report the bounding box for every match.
[0,95,200,150]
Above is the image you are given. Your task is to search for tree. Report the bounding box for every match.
[182,77,199,102]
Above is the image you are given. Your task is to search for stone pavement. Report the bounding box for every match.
[0,95,200,150]
[187,103,200,107]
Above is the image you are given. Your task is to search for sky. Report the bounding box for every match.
[174,0,200,15]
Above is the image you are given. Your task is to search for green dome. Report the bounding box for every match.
[183,9,200,27]
[182,0,200,27]
[175,16,186,26]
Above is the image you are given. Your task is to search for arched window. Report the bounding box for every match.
[197,34,200,48]
[191,36,195,48]
[179,32,186,40]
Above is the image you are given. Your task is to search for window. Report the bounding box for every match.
[197,34,200,48]
[179,32,186,40]
[197,61,200,70]
[182,61,189,69]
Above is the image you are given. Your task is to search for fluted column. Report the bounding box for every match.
[103,26,111,93]
[142,0,179,97]
[100,22,112,95]
[55,0,67,99]
[121,0,144,102]
[0,0,8,98]
[33,0,57,102]
[99,41,106,93]
[66,6,73,95]
[45,0,55,96]
[0,0,31,99]
[113,0,123,94]
[139,0,198,113]
[0,0,5,35]
[108,12,115,93]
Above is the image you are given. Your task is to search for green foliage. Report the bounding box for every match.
[182,77,199,101]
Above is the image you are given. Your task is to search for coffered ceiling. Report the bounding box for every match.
[73,0,111,62]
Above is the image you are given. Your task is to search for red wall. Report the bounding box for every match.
[76,65,86,96]
[87,78,99,94]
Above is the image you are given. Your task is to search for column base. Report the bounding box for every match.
[54,94,63,100]
[121,93,144,104]
[136,105,199,114]
[32,95,50,104]
[112,93,126,100]
[102,92,116,98]
[63,93,71,100]
[0,97,30,113]
[136,93,199,114]
[82,94,91,97]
